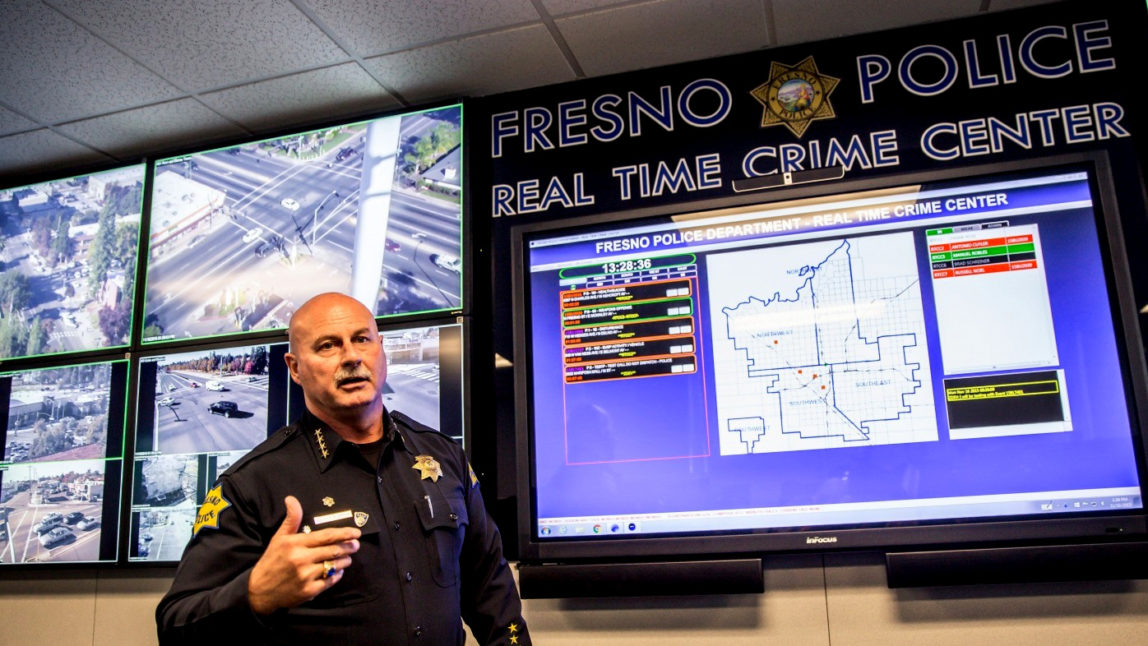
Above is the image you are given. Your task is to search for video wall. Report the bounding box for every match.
[0,103,468,567]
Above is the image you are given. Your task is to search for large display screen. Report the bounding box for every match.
[514,158,1147,559]
[128,319,465,562]
[0,360,128,565]
[141,104,463,345]
[0,165,146,360]
[128,340,293,562]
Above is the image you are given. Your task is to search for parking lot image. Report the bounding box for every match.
[144,346,270,454]
[0,459,108,564]
[0,165,145,359]
[142,105,462,343]
[3,363,113,464]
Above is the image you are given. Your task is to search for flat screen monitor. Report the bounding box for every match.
[128,340,292,562]
[377,320,466,445]
[0,360,128,565]
[0,165,146,360]
[512,155,1148,562]
[129,319,465,562]
[141,104,463,345]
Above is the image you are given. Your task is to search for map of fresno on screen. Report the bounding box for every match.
[526,168,1143,539]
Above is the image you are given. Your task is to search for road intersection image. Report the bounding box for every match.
[143,106,462,342]
[143,345,272,455]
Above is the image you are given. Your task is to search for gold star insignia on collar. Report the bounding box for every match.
[508,622,519,634]
[314,428,330,459]
[412,455,442,482]
[322,497,335,507]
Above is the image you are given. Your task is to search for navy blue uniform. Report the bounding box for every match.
[157,409,529,645]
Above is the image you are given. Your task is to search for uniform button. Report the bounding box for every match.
[394,521,401,531]
[405,571,413,582]
[377,476,383,484]
[449,513,458,521]
[414,626,423,638]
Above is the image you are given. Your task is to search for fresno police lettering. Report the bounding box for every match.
[193,484,231,536]
[751,57,840,138]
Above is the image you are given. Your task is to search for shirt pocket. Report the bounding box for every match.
[414,490,469,587]
[300,509,383,608]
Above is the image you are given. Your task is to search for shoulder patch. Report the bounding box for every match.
[193,484,231,536]
[467,462,480,489]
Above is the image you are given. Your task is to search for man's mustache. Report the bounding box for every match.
[335,367,372,384]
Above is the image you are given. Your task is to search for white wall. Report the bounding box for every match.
[4,554,1148,645]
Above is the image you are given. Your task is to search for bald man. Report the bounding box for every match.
[157,293,529,645]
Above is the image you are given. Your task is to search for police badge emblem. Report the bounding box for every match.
[750,56,840,138]
[412,455,443,482]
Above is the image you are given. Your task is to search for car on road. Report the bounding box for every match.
[65,511,85,525]
[205,380,225,391]
[384,239,401,252]
[39,526,74,548]
[158,396,175,406]
[77,517,100,531]
[167,384,177,392]
[35,515,64,535]
[209,401,239,418]
[280,198,300,211]
[335,147,355,162]
[242,227,262,244]
[255,235,282,258]
[430,253,461,274]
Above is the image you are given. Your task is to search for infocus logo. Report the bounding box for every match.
[806,536,838,544]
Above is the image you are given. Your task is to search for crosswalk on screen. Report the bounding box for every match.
[519,162,1146,545]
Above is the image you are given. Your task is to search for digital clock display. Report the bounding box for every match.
[602,258,653,273]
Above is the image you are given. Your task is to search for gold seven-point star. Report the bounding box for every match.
[750,56,840,138]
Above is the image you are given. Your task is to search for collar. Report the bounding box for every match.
[303,408,405,472]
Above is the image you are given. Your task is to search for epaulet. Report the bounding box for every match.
[390,411,460,445]
[219,424,301,478]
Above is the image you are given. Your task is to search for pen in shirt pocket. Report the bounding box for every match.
[425,494,434,519]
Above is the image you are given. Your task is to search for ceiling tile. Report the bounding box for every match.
[363,25,575,104]
[771,0,984,47]
[0,130,112,184]
[55,99,248,160]
[49,0,350,92]
[538,0,632,14]
[306,0,540,57]
[555,0,770,77]
[0,106,39,137]
[198,63,398,134]
[0,0,181,124]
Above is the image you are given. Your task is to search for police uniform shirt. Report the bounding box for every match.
[156,408,530,646]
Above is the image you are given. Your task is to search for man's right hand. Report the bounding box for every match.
[247,495,362,615]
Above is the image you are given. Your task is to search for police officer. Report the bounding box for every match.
[157,292,530,645]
